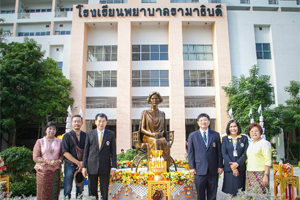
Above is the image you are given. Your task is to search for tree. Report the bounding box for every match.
[284,81,300,125]
[0,38,74,147]
[222,65,281,139]
[273,81,300,160]
[0,18,10,44]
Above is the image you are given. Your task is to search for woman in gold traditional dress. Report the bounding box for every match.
[33,121,63,200]
[140,91,170,168]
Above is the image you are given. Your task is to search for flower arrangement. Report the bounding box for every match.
[117,159,190,169]
[109,170,194,191]
[162,170,194,191]
[110,171,150,187]
[57,133,66,140]
[0,157,7,174]
[170,159,188,168]
[116,160,148,169]
[282,163,292,177]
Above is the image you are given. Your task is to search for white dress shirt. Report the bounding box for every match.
[199,128,209,144]
[97,128,105,140]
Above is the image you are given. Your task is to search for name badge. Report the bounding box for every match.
[233,150,238,157]
[213,142,216,147]
[106,141,110,146]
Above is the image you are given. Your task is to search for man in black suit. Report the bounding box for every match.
[188,113,223,200]
[82,113,116,200]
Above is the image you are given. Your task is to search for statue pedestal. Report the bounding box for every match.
[273,164,300,200]
[148,180,170,200]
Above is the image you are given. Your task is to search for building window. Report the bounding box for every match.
[59,8,73,12]
[184,70,214,87]
[87,45,117,62]
[132,70,169,87]
[298,0,300,5]
[256,43,271,59]
[86,71,117,87]
[0,10,15,14]
[99,0,127,3]
[271,87,275,104]
[240,0,250,3]
[268,0,278,4]
[18,31,50,37]
[142,0,157,2]
[183,44,213,61]
[185,96,215,108]
[55,31,71,35]
[171,0,199,2]
[132,96,169,108]
[86,97,116,108]
[57,62,63,72]
[132,45,168,61]
[19,8,51,13]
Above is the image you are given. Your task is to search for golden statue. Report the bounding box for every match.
[132,91,176,172]
[140,92,170,169]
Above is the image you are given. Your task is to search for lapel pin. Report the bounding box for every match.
[106,141,110,146]
[240,143,244,147]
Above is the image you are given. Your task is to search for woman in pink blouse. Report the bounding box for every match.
[33,122,63,200]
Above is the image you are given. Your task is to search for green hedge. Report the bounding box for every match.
[117,152,126,161]
[0,146,35,176]
[0,146,66,198]
[124,149,138,161]
[10,176,36,197]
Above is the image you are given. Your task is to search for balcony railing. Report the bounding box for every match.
[55,11,67,18]
[268,0,278,4]
[240,0,250,4]
[18,13,30,19]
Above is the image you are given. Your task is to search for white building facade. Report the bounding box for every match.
[1,0,299,159]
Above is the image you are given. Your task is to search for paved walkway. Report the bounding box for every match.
[31,167,300,199]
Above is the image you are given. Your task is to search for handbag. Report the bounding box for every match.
[70,134,84,161]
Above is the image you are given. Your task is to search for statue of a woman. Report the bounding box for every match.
[140,91,170,169]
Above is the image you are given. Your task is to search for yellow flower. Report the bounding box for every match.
[57,133,65,140]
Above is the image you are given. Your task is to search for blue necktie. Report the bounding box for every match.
[203,131,207,147]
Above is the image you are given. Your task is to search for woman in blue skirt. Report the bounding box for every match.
[222,119,249,196]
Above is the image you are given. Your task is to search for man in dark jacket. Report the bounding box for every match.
[188,113,223,200]
[82,113,116,200]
